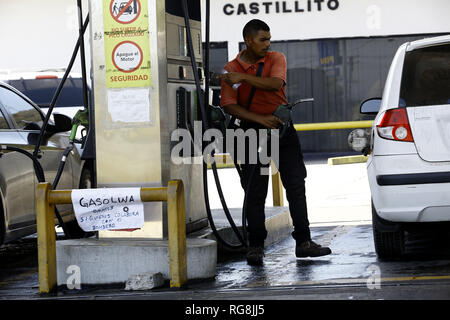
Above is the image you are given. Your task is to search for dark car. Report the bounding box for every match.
[0,70,90,140]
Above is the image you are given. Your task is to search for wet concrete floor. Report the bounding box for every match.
[1,223,450,300]
[1,158,450,300]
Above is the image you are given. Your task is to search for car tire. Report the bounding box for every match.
[0,206,5,246]
[79,164,94,190]
[372,201,405,259]
[65,165,95,239]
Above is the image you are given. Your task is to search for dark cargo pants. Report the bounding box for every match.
[237,123,311,247]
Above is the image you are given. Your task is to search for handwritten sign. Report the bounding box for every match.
[71,188,144,232]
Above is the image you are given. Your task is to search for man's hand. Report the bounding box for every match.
[223,104,284,129]
[220,72,283,92]
[219,72,243,87]
[256,114,284,129]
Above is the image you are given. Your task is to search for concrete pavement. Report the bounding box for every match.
[2,155,450,301]
[206,156,372,227]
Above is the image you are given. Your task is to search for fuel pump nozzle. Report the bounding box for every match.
[69,108,89,143]
[272,98,314,138]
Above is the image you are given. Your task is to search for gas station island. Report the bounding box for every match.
[54,0,219,291]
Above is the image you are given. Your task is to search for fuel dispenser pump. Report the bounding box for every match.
[88,0,210,239]
[165,3,209,232]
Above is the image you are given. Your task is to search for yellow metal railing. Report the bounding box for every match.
[208,120,374,207]
[294,120,373,131]
[36,180,187,294]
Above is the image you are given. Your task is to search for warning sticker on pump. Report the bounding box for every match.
[112,41,143,73]
[71,188,144,232]
[103,0,151,88]
[110,0,141,24]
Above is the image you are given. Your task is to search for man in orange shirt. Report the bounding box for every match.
[220,19,331,265]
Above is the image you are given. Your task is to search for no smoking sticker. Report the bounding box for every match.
[103,0,151,88]
[112,41,143,73]
[110,0,141,24]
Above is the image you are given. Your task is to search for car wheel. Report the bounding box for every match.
[372,201,405,259]
[0,207,5,245]
[65,165,95,239]
[79,164,93,190]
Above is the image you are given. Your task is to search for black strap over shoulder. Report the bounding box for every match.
[246,62,264,109]
[226,62,264,177]
[228,62,264,129]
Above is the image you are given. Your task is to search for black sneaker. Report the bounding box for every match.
[296,240,332,258]
[246,246,264,265]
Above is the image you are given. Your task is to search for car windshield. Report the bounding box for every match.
[7,77,85,108]
[400,43,450,107]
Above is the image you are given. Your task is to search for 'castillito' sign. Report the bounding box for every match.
[222,0,340,15]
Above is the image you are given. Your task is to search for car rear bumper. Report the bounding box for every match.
[368,154,450,223]
[376,171,450,186]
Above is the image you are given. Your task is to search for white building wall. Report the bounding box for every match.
[0,0,90,73]
[1,1,450,73]
[201,0,450,60]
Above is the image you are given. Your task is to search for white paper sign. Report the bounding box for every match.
[71,188,144,232]
[107,88,150,123]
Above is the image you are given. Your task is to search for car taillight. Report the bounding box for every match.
[35,75,58,79]
[376,108,414,142]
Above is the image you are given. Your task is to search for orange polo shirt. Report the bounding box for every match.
[220,50,288,115]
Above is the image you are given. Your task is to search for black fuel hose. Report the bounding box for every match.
[52,144,74,190]
[2,9,89,239]
[201,1,244,246]
[77,0,90,113]
[181,0,247,249]
[0,145,69,236]
[32,15,89,159]
[46,6,90,238]
[0,146,45,182]
[209,150,246,247]
[21,13,89,238]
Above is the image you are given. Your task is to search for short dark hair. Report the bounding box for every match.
[243,19,270,40]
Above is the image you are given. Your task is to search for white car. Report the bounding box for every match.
[354,35,450,259]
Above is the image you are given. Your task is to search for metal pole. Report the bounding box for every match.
[204,0,210,119]
[167,180,187,288]
[77,0,89,111]
[271,161,284,207]
[36,183,57,294]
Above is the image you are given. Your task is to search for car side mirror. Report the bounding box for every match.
[49,113,72,133]
[360,98,381,115]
